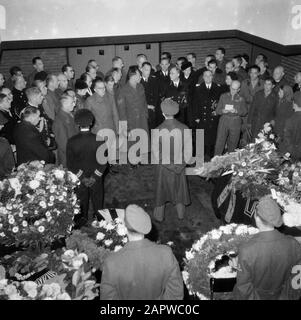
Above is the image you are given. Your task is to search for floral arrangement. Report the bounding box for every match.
[195,123,281,188]
[271,162,301,227]
[0,161,80,249]
[0,248,99,300]
[65,230,110,270]
[182,224,258,300]
[89,218,128,252]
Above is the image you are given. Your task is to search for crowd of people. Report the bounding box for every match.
[1,47,301,300]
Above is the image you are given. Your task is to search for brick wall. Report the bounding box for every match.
[281,55,301,84]
[0,48,67,79]
[161,38,252,68]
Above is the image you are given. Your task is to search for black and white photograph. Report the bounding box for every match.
[0,0,301,310]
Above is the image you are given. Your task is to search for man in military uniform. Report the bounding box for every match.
[140,62,161,129]
[164,66,189,124]
[100,204,184,300]
[214,80,247,155]
[191,70,222,158]
[67,109,107,225]
[152,99,191,222]
[11,75,28,120]
[155,57,172,102]
[233,196,301,300]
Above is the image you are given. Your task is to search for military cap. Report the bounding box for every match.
[256,195,282,227]
[124,204,152,235]
[75,79,88,91]
[74,109,95,127]
[293,91,301,109]
[181,61,192,71]
[0,112,8,125]
[161,99,179,116]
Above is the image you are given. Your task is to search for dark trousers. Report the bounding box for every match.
[76,177,104,220]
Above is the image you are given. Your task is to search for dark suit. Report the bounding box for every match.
[100,239,184,300]
[0,137,15,179]
[67,130,107,219]
[140,75,161,129]
[0,110,17,145]
[191,82,222,156]
[155,69,170,101]
[281,112,301,160]
[233,230,301,300]
[11,88,28,120]
[164,80,189,124]
[248,90,278,140]
[13,121,55,166]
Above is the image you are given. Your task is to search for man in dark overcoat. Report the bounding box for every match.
[152,99,191,222]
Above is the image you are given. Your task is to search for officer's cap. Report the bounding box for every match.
[124,204,152,235]
[161,99,179,116]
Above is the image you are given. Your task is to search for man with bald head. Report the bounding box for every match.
[191,70,222,158]
[214,80,247,155]
[273,66,289,94]
[56,73,69,98]
[11,75,27,120]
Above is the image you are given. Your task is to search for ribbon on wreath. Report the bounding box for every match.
[217,182,236,223]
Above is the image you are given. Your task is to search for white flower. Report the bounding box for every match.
[122,238,128,244]
[22,221,28,227]
[116,224,127,236]
[8,178,22,194]
[241,162,247,167]
[238,172,244,177]
[74,209,80,215]
[57,293,71,300]
[39,201,47,209]
[8,218,15,225]
[18,213,23,218]
[35,171,46,181]
[58,196,64,201]
[210,230,223,240]
[63,250,75,259]
[23,281,38,298]
[12,226,19,233]
[235,225,249,235]
[68,172,78,184]
[182,271,189,283]
[38,226,45,233]
[53,169,65,180]
[34,221,40,226]
[282,202,301,227]
[258,132,265,139]
[269,134,275,139]
[29,180,40,190]
[96,232,105,241]
[0,232,5,237]
[185,250,194,260]
[5,284,18,296]
[49,196,55,202]
[114,245,123,252]
[0,279,8,290]
[105,223,115,231]
[41,283,61,298]
[104,239,113,247]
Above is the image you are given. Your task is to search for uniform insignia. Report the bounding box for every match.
[195,83,200,87]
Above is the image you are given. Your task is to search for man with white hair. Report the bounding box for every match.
[55,73,68,98]
[273,65,289,94]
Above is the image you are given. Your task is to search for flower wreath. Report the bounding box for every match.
[182,224,258,300]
